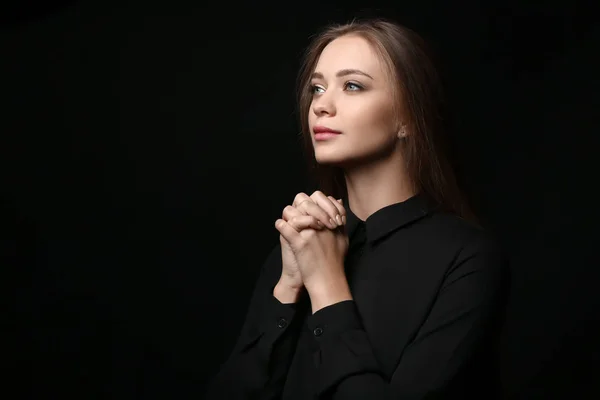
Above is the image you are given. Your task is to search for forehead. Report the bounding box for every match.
[314,34,384,76]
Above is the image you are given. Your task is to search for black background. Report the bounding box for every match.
[3,1,599,398]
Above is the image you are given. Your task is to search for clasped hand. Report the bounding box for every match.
[275,191,351,311]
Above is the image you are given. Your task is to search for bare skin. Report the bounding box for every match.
[275,35,416,310]
[274,191,345,304]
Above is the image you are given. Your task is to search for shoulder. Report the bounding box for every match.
[424,211,503,254]
[420,211,509,275]
[416,212,511,301]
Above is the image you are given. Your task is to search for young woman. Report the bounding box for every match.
[206,18,510,400]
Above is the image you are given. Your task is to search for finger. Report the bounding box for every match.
[310,191,345,226]
[282,205,324,229]
[275,219,300,245]
[326,195,347,225]
[288,215,323,231]
[298,199,337,229]
[282,205,304,221]
[292,192,312,209]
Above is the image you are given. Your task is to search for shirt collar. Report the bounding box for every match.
[344,192,436,244]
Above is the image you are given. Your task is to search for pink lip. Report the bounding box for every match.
[313,126,341,134]
[314,132,341,141]
[313,125,342,141]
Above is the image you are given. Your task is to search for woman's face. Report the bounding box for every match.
[308,34,400,167]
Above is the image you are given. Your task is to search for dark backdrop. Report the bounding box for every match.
[3,1,599,398]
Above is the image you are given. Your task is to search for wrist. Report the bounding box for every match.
[306,273,352,313]
[274,279,304,304]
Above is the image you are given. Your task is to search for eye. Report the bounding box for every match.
[344,82,363,91]
[310,85,325,94]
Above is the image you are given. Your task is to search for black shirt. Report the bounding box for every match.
[206,193,510,399]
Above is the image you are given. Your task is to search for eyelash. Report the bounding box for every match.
[310,81,364,94]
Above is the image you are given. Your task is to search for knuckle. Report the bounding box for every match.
[294,193,311,207]
[294,192,308,201]
[297,200,311,211]
[283,205,294,215]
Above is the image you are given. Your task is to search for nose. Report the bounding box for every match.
[312,93,336,117]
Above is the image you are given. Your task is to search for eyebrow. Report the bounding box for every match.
[311,69,374,80]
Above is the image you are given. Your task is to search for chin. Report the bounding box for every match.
[315,158,342,166]
[314,148,339,163]
[314,151,352,167]
[316,147,386,169]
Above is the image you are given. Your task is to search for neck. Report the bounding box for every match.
[343,146,415,221]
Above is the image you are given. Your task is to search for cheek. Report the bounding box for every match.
[308,105,319,129]
[345,100,396,137]
[308,110,316,127]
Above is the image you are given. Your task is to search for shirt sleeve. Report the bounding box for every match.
[205,244,306,400]
[305,238,510,399]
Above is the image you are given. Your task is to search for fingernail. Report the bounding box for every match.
[329,218,336,228]
[335,215,342,225]
[317,220,324,227]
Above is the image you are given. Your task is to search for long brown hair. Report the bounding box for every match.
[296,18,478,224]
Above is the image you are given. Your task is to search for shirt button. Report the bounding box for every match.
[277,318,288,329]
[313,327,324,337]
